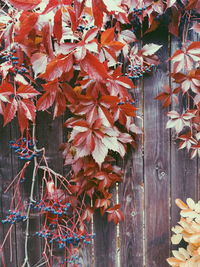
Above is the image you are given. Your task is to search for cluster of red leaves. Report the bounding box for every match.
[1,0,200,265]
[156,41,200,158]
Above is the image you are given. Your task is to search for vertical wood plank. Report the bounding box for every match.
[36,112,64,264]
[10,120,42,266]
[0,121,18,266]
[170,34,199,227]
[94,211,117,267]
[143,28,171,267]
[119,82,144,267]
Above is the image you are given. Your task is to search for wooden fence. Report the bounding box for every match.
[0,25,199,267]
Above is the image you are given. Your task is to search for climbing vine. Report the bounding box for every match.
[0,0,199,266]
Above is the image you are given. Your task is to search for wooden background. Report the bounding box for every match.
[0,25,199,267]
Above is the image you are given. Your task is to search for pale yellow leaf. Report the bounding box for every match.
[173,250,187,261]
[176,199,188,210]
[187,198,196,210]
[167,257,184,266]
[171,234,182,244]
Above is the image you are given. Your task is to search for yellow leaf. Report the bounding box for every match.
[187,198,196,210]
[167,257,184,266]
[172,234,183,244]
[181,210,197,219]
[173,250,187,261]
[179,248,190,260]
[176,199,188,210]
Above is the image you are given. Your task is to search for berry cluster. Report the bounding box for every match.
[126,64,155,79]
[132,6,147,15]
[1,49,28,74]
[32,200,71,216]
[1,210,27,224]
[76,14,94,32]
[36,227,95,248]
[117,98,135,105]
[57,253,81,266]
[9,137,39,160]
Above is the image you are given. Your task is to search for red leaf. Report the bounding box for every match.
[74,0,87,18]
[17,84,40,99]
[19,99,36,122]
[15,11,39,42]
[0,81,14,102]
[39,54,74,81]
[169,7,181,37]
[80,52,108,81]
[18,102,28,133]
[3,99,18,126]
[53,9,63,42]
[101,28,115,45]
[31,53,48,77]
[42,0,72,14]
[62,83,77,104]
[36,80,58,111]
[92,0,107,28]
[8,0,41,10]
[106,204,124,224]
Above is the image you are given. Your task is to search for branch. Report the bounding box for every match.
[22,124,38,267]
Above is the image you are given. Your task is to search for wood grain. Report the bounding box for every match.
[119,78,144,267]
[93,211,117,267]
[36,112,64,264]
[0,121,18,266]
[170,34,199,228]
[143,27,171,267]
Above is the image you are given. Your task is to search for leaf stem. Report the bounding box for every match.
[21,124,38,267]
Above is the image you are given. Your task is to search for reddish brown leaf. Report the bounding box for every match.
[17,84,40,99]
[106,204,124,224]
[92,0,107,28]
[80,52,108,81]
[39,54,74,81]
[53,9,63,42]
[15,11,39,42]
[3,99,18,126]
[101,28,115,45]
[8,0,41,10]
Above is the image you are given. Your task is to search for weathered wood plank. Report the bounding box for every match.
[36,112,64,264]
[94,211,117,267]
[143,27,171,267]
[170,34,199,227]
[119,79,144,267]
[0,121,18,266]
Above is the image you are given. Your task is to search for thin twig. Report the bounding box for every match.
[21,124,38,267]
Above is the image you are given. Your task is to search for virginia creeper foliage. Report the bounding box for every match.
[0,0,199,266]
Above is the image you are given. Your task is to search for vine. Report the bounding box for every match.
[0,0,199,266]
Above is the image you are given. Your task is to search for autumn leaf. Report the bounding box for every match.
[171,42,200,72]
[0,81,14,102]
[106,204,124,224]
[172,70,200,94]
[39,54,74,81]
[31,53,48,78]
[178,131,197,150]
[8,0,41,10]
[166,110,195,133]
[53,9,63,42]
[155,85,179,107]
[17,84,40,99]
[3,99,18,126]
[141,43,162,56]
[15,11,39,43]
[80,52,109,81]
[92,0,107,28]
